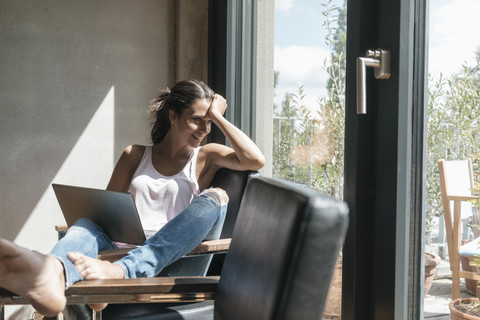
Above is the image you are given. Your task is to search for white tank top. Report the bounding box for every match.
[128,146,201,239]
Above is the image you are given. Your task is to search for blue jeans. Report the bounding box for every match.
[49,189,228,289]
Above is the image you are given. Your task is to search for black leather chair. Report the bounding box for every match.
[144,168,257,278]
[101,176,349,320]
[62,168,257,319]
[207,168,259,276]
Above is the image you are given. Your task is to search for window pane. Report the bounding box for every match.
[424,0,480,315]
[273,1,346,318]
[273,0,346,200]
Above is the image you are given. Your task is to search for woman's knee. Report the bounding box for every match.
[71,218,100,231]
[73,217,95,227]
[205,187,229,205]
[69,218,104,236]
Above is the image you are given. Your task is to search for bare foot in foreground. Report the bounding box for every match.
[0,239,66,316]
[67,252,125,311]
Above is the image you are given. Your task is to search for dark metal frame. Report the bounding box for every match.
[343,0,427,318]
[409,0,429,318]
[208,0,257,144]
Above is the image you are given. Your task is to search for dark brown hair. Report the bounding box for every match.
[150,79,215,144]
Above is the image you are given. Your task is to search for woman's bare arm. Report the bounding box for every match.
[204,94,265,172]
[106,145,145,192]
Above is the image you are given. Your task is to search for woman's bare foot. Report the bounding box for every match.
[67,252,125,280]
[67,252,125,312]
[0,239,66,316]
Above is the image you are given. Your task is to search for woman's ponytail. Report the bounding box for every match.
[149,88,171,145]
[149,79,215,144]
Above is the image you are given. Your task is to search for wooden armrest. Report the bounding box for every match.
[97,239,231,262]
[0,276,219,306]
[447,195,480,201]
[55,225,68,232]
[67,276,219,295]
[188,238,231,255]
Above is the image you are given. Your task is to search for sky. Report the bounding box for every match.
[274,0,480,110]
[428,0,480,76]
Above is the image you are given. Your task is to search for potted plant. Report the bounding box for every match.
[449,298,480,319]
[425,252,441,296]
[450,214,480,319]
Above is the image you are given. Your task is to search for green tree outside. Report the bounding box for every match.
[273,1,480,245]
[273,0,346,200]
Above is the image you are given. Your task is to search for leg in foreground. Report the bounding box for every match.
[0,239,66,317]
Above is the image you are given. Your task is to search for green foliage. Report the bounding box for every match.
[273,0,480,246]
[273,0,346,200]
[425,60,480,242]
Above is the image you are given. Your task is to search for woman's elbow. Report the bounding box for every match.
[250,154,266,171]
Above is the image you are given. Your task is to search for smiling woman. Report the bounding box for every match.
[0,79,265,318]
[149,80,215,146]
[170,99,212,147]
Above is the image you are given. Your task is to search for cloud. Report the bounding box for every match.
[274,45,331,108]
[429,0,480,76]
[275,0,294,11]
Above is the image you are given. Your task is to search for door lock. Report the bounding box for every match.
[357,49,391,114]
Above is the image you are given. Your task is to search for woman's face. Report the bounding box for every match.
[172,98,212,147]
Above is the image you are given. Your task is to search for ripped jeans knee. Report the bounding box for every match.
[203,187,229,205]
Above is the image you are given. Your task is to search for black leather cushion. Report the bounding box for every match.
[214,177,348,320]
[207,168,256,276]
[101,176,348,320]
[210,168,257,239]
[156,169,256,277]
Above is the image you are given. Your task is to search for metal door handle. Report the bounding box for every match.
[357,49,391,114]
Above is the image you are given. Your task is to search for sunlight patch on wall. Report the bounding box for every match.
[15,86,116,252]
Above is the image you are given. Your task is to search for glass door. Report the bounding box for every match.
[273,0,346,198]
[215,0,427,318]
[274,0,427,318]
[342,0,427,319]
[424,0,480,317]
[273,1,346,317]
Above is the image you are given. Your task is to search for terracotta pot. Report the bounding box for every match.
[425,252,441,296]
[449,298,480,320]
[461,256,479,296]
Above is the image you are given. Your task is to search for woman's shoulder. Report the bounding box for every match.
[107,145,149,191]
[124,144,147,155]
[121,144,148,165]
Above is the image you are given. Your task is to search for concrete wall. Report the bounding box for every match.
[255,0,275,177]
[0,1,207,318]
[0,0,275,317]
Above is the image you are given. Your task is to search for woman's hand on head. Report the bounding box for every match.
[201,93,265,173]
[208,94,227,118]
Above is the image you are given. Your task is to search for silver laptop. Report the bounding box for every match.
[52,184,146,245]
